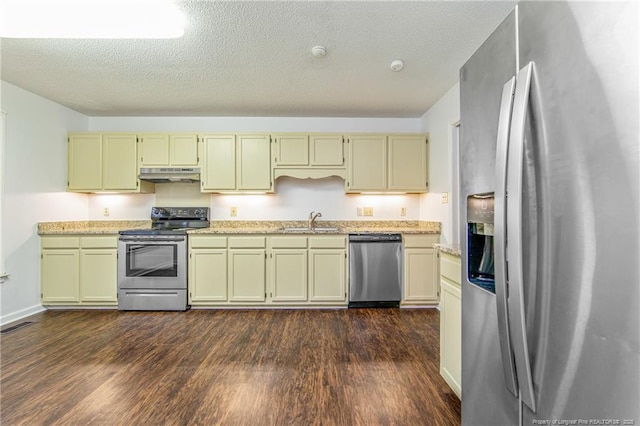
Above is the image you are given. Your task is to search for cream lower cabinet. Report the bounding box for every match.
[189,234,347,306]
[41,235,117,306]
[270,237,308,302]
[439,252,462,399]
[308,236,347,303]
[401,234,439,305]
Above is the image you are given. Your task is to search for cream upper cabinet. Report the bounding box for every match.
[68,133,143,193]
[68,134,102,191]
[273,134,309,166]
[201,133,272,192]
[238,134,272,190]
[346,135,387,192]
[346,134,429,193]
[310,134,344,166]
[388,135,428,192]
[440,252,462,398]
[139,133,199,167]
[201,134,237,191]
[402,234,439,305]
[102,134,138,191]
[273,134,344,167]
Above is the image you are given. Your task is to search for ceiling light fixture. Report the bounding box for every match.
[390,59,405,72]
[311,45,327,59]
[0,0,184,39]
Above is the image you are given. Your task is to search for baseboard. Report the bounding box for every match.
[1,304,46,327]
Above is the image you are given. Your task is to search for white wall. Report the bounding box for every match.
[419,83,460,244]
[0,81,89,325]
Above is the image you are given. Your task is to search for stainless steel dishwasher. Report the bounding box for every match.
[348,234,403,307]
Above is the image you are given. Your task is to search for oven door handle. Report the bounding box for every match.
[119,236,186,243]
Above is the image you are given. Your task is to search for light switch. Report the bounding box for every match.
[357,207,363,216]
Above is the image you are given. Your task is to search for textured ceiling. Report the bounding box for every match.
[0,1,516,117]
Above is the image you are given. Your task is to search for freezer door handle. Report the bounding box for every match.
[506,61,537,412]
[494,76,519,397]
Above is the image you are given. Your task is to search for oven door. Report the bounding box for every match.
[117,235,187,290]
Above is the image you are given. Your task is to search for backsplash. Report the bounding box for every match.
[88,177,423,221]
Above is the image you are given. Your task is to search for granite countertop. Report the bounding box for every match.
[38,220,440,235]
[434,243,462,257]
[38,220,151,235]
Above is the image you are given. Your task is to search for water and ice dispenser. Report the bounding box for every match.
[467,193,495,293]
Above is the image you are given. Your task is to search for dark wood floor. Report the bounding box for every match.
[1,309,460,425]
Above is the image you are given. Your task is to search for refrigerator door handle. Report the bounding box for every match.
[506,61,537,412]
[494,76,519,397]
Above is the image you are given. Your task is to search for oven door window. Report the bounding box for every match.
[126,244,177,277]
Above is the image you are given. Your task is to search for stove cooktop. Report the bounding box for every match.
[119,206,210,236]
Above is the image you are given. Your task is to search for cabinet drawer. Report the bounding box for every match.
[190,236,227,248]
[441,253,461,285]
[41,236,80,249]
[403,234,439,248]
[271,236,307,249]
[228,236,266,249]
[309,236,346,249]
[81,236,117,249]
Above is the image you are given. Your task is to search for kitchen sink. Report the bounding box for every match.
[282,227,339,233]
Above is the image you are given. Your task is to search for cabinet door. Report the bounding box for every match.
[41,250,80,303]
[273,134,309,166]
[403,248,438,303]
[190,249,228,302]
[170,134,199,166]
[271,250,307,302]
[388,135,428,192]
[139,134,170,166]
[201,134,236,190]
[310,134,344,166]
[308,249,346,302]
[238,134,272,190]
[68,134,102,191]
[80,249,117,303]
[228,249,266,302]
[347,135,387,191]
[102,133,138,191]
[440,278,462,398]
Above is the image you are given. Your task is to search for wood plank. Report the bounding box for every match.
[1,309,461,425]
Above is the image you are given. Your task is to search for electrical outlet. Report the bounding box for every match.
[363,207,374,217]
[400,207,407,217]
[230,207,238,217]
[103,207,110,217]
[442,192,449,204]
[357,207,363,216]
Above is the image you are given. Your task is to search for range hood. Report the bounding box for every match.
[138,167,200,183]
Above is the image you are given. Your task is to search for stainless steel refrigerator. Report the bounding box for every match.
[459,2,639,425]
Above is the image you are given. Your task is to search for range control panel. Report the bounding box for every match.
[151,207,210,220]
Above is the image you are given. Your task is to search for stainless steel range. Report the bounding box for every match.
[117,207,209,311]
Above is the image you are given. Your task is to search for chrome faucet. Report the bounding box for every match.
[308,211,322,229]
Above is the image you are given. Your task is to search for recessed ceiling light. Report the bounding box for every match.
[0,0,184,39]
[390,59,405,72]
[312,45,327,59]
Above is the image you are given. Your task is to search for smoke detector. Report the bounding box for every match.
[390,59,405,72]
[311,45,327,59]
